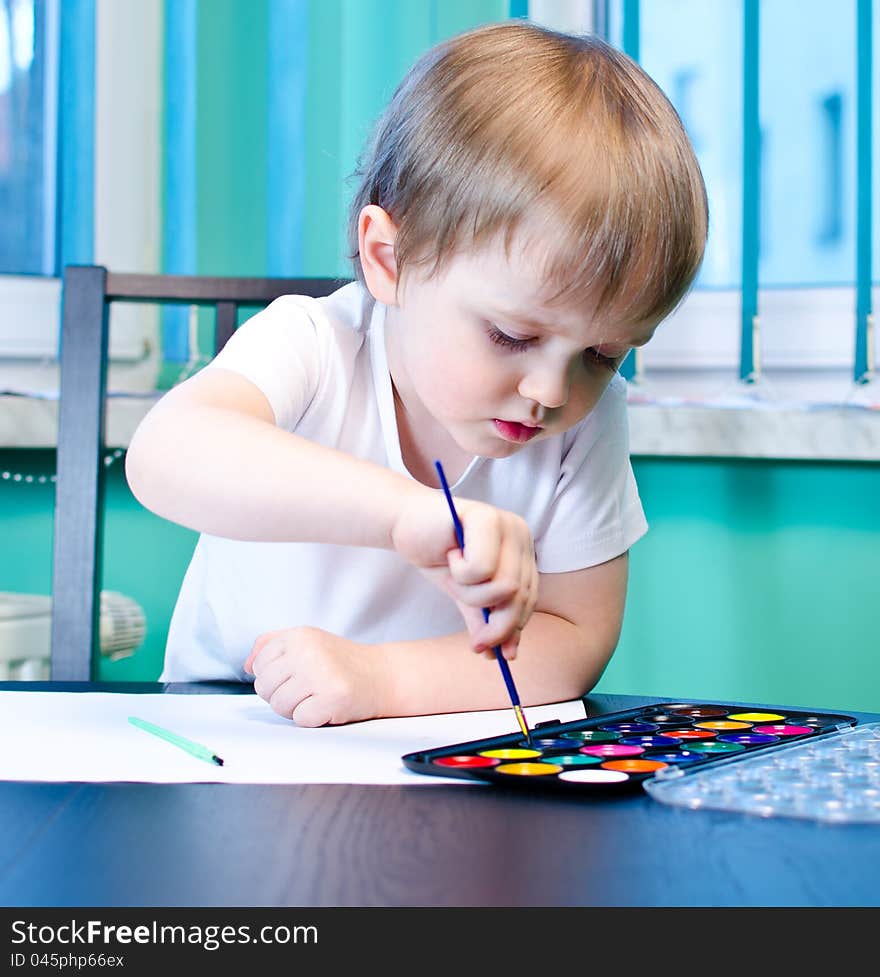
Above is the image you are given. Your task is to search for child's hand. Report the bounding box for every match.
[392,492,539,660]
[243,627,388,726]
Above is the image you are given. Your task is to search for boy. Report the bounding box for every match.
[125,21,707,726]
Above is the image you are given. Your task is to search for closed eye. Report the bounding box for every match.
[487,326,534,352]
[489,321,626,370]
[583,347,624,370]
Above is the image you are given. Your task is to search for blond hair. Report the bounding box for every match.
[348,21,708,326]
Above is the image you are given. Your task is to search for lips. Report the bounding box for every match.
[493,419,542,443]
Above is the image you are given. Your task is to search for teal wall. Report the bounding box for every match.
[168,0,510,282]
[2,451,878,712]
[0,450,196,682]
[301,0,508,274]
[598,458,880,714]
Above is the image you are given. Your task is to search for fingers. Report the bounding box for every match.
[266,677,328,727]
[249,637,295,702]
[448,506,505,585]
[290,695,334,728]
[243,629,284,674]
[456,591,535,660]
[245,627,365,726]
[445,508,539,657]
[448,547,537,619]
[252,646,328,726]
[398,494,538,658]
[497,627,524,662]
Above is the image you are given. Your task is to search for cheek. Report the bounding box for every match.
[430,359,494,413]
[415,332,504,404]
[405,339,473,412]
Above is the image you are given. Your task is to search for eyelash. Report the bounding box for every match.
[488,326,621,370]
[488,327,532,352]
[583,347,621,371]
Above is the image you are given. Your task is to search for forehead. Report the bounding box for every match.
[442,239,656,347]
[438,239,577,321]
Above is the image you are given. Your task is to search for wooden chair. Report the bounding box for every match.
[51,265,347,679]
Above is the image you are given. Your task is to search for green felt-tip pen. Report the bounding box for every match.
[128,716,224,766]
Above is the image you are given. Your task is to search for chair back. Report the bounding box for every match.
[52,265,347,679]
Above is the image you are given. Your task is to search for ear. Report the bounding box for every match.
[358,205,399,306]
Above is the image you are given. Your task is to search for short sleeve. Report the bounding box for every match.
[534,375,648,573]
[204,295,324,431]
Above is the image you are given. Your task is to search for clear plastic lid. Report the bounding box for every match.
[644,722,880,823]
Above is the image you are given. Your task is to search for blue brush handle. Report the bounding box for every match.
[482,609,522,706]
[434,461,522,708]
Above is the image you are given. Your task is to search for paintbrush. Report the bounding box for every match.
[434,460,533,744]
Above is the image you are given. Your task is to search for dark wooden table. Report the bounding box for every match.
[2,683,878,907]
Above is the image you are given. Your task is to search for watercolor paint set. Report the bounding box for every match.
[402,701,858,794]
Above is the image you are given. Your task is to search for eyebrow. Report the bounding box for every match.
[488,306,556,332]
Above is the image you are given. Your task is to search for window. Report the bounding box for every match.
[533,0,879,409]
[0,0,161,390]
[0,0,56,275]
[2,0,877,460]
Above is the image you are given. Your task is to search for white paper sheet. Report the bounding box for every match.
[0,691,588,784]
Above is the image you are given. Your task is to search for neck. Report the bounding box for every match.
[391,385,471,487]
[383,304,473,486]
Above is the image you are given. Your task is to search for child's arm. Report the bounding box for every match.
[126,367,421,547]
[245,553,628,725]
[126,367,537,656]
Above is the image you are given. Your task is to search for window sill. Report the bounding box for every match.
[0,392,160,450]
[3,393,878,462]
[0,359,160,451]
[629,401,880,461]
[1,371,879,462]
[626,370,880,461]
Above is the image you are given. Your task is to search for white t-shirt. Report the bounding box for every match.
[160,282,648,682]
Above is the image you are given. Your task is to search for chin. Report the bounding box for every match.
[450,424,526,460]
[469,439,522,460]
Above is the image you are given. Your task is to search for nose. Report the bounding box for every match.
[518,364,570,410]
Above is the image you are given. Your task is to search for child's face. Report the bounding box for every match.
[386,237,655,461]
